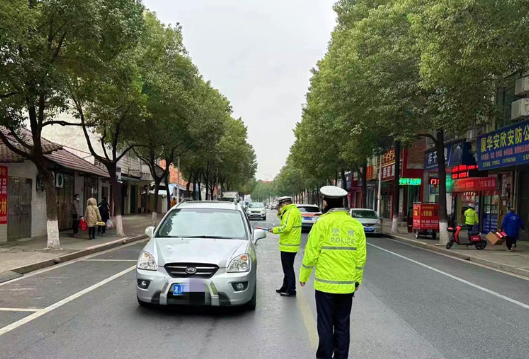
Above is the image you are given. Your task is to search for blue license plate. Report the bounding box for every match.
[303,217,312,221]
[172,284,186,296]
[364,227,374,232]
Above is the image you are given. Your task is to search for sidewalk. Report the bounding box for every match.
[381,222,529,278]
[0,214,158,278]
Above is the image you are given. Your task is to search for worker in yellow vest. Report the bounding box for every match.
[300,186,367,359]
[269,196,302,297]
[464,203,479,232]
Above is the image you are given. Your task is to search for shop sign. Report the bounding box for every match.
[424,141,475,170]
[429,175,454,193]
[382,163,395,181]
[382,149,396,166]
[399,178,421,186]
[366,166,374,180]
[477,119,529,170]
[452,177,497,193]
[0,166,7,224]
[412,203,440,230]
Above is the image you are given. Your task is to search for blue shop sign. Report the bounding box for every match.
[477,119,529,170]
[424,141,475,170]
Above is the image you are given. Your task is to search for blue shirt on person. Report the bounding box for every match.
[500,211,525,238]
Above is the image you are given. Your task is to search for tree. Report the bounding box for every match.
[0,0,144,247]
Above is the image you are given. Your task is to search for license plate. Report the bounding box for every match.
[172,284,186,296]
[364,227,374,232]
[303,217,312,221]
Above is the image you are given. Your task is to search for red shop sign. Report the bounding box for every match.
[452,177,496,193]
[0,166,7,224]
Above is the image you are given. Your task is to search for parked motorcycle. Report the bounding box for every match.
[446,224,487,250]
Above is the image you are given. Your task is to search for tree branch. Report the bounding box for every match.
[417,133,437,143]
[42,121,95,127]
[0,92,18,99]
[0,130,31,159]
[115,145,136,163]
[73,98,105,164]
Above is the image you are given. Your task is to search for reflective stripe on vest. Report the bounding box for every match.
[321,246,357,251]
[302,264,313,269]
[280,243,299,247]
[315,278,356,285]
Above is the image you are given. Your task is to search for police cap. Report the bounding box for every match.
[277,196,292,204]
[320,186,348,199]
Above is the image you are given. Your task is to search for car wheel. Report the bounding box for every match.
[137,296,153,308]
[246,284,257,311]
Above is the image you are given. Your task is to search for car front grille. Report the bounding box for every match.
[363,223,375,227]
[164,263,219,279]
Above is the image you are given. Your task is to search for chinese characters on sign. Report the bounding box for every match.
[478,119,529,170]
[399,178,421,186]
[452,177,497,193]
[0,166,7,224]
[412,203,440,230]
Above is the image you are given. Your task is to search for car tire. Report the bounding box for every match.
[137,296,153,308]
[246,284,257,311]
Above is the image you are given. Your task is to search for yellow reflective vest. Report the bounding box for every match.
[272,204,302,253]
[300,209,367,294]
[464,208,479,226]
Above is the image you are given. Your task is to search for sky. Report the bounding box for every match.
[143,0,337,180]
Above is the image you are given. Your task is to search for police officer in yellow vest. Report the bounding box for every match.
[300,186,367,359]
[268,196,302,297]
[464,203,479,232]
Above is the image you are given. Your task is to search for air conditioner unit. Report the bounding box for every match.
[511,98,529,120]
[515,77,529,96]
[467,128,478,141]
[55,173,64,188]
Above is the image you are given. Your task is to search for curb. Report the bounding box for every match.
[1,234,147,280]
[382,233,529,279]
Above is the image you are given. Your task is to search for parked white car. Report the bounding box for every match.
[297,204,322,231]
[350,208,382,235]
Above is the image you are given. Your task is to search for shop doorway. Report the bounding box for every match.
[7,177,32,241]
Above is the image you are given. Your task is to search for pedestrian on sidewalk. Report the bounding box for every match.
[300,186,367,359]
[98,197,110,236]
[70,194,82,238]
[268,196,302,297]
[500,207,525,252]
[171,197,177,207]
[85,198,101,240]
[464,203,479,232]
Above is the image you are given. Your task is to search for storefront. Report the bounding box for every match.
[477,119,529,239]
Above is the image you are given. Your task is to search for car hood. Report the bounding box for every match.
[152,237,248,268]
[355,218,380,225]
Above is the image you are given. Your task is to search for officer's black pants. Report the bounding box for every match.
[315,290,354,359]
[279,251,297,294]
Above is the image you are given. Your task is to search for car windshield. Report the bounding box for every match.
[351,210,378,219]
[249,202,264,208]
[156,209,247,239]
[298,206,320,213]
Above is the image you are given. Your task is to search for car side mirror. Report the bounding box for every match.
[253,229,267,245]
[145,226,155,238]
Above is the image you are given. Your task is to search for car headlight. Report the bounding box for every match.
[227,254,250,273]
[137,251,157,271]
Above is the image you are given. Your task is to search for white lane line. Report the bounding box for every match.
[368,243,529,311]
[0,308,42,312]
[0,239,147,287]
[85,259,137,262]
[0,265,136,337]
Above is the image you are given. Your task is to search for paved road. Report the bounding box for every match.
[1,209,529,358]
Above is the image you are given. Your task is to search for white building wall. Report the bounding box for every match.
[0,162,47,242]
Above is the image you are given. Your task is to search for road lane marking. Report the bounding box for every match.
[297,289,319,349]
[0,239,146,287]
[368,243,529,311]
[379,236,529,282]
[0,265,136,337]
[84,259,137,262]
[0,308,42,312]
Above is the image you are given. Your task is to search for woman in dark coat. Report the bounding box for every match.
[98,197,110,236]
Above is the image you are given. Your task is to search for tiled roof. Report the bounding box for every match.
[0,127,62,154]
[0,127,109,178]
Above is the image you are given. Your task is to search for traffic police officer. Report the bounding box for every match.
[269,196,302,297]
[300,186,367,359]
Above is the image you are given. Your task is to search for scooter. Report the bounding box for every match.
[446,224,487,250]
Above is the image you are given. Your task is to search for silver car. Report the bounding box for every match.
[246,202,266,220]
[350,208,382,235]
[136,201,266,310]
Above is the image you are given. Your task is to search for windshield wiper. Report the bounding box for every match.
[185,235,232,239]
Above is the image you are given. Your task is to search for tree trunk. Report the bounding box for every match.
[436,129,449,244]
[186,179,191,197]
[198,180,202,200]
[391,141,401,233]
[361,162,368,208]
[165,171,171,212]
[36,165,60,249]
[341,169,349,208]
